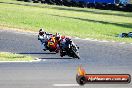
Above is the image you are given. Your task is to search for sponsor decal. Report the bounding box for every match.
[76,66,131,85]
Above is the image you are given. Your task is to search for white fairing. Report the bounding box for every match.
[72,41,79,53]
[72,41,75,46]
[38,34,49,41]
[39,35,44,40]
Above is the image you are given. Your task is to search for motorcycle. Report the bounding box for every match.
[60,39,80,59]
[45,36,59,53]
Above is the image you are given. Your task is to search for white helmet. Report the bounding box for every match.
[39,28,44,32]
[39,28,45,35]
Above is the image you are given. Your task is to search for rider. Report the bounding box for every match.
[55,33,61,44]
[55,33,61,51]
[38,28,51,51]
[44,33,60,53]
[60,35,72,51]
[59,35,79,57]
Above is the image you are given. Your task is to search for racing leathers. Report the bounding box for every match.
[38,32,52,51]
[60,36,72,51]
[47,36,60,53]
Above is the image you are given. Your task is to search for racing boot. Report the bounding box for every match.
[43,45,47,51]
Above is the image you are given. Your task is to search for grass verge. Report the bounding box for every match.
[0,0,132,43]
[0,52,33,61]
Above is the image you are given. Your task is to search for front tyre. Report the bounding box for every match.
[60,50,64,57]
[71,45,80,59]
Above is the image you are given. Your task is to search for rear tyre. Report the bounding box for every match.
[73,51,80,59]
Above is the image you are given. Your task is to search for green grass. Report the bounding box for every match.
[130,0,132,4]
[0,52,33,61]
[0,0,132,42]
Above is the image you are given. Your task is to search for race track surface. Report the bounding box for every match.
[0,29,132,88]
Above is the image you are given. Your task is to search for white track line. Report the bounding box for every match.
[53,84,79,87]
[0,61,33,63]
[98,40,109,43]
[3,29,132,45]
[75,37,81,39]
[111,41,116,43]
[0,58,44,63]
[119,42,126,44]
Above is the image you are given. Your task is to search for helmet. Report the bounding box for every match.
[61,36,65,39]
[39,28,45,35]
[39,28,44,32]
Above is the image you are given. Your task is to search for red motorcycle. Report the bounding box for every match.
[46,36,59,53]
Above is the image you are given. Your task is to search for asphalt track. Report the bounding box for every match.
[0,29,132,88]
